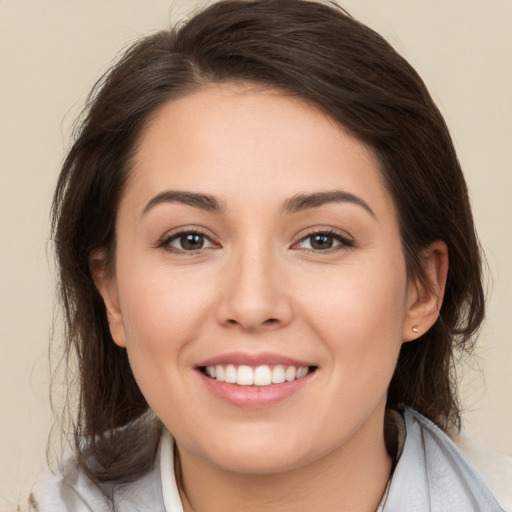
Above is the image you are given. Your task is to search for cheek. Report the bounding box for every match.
[116,261,216,359]
[114,262,219,420]
[303,259,407,324]
[292,264,408,439]
[299,259,408,374]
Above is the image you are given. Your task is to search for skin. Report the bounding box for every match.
[93,83,448,512]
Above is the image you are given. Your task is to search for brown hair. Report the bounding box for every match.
[51,0,485,484]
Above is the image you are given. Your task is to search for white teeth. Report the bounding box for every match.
[271,365,286,384]
[237,365,254,385]
[254,365,272,386]
[225,364,237,383]
[205,364,311,386]
[296,367,308,379]
[285,366,296,382]
[215,365,225,381]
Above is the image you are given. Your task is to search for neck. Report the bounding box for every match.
[174,412,392,512]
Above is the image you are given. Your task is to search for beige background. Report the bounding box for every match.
[1,0,511,507]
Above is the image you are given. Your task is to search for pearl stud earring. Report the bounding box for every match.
[412,326,419,334]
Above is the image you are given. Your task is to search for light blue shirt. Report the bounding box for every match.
[381,408,505,511]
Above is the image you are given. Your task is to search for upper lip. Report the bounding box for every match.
[195,351,315,368]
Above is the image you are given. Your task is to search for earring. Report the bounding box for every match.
[412,326,419,334]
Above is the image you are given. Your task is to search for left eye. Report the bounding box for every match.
[165,232,216,251]
[296,232,351,251]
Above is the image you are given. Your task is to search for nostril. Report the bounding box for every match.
[225,318,278,326]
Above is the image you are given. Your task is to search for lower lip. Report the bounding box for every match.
[197,370,314,408]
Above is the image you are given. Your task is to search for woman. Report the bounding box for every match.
[23,0,510,510]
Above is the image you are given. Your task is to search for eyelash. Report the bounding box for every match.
[292,229,354,253]
[159,230,218,253]
[158,228,354,254]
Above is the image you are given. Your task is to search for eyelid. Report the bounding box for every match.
[291,227,355,252]
[156,225,354,254]
[157,226,220,253]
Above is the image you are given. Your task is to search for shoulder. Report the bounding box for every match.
[21,451,166,512]
[19,456,114,512]
[410,409,512,511]
[462,443,512,512]
[384,408,510,512]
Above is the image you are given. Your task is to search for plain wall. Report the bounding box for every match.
[1,0,511,507]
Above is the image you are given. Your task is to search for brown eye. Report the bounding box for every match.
[309,234,334,250]
[295,231,353,252]
[166,231,216,252]
[180,233,205,250]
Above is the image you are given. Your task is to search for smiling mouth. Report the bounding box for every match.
[199,364,317,386]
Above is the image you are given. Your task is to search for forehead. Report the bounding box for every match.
[125,83,394,218]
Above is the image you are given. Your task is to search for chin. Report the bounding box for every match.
[187,425,323,475]
[211,448,310,475]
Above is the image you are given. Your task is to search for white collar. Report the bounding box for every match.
[160,430,184,512]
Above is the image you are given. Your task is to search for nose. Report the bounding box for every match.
[215,245,294,332]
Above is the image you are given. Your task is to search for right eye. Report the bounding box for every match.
[162,231,217,252]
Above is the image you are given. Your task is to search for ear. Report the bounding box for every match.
[403,241,449,342]
[90,250,127,348]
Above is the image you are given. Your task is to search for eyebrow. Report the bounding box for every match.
[282,190,376,218]
[142,191,225,215]
[142,189,375,218]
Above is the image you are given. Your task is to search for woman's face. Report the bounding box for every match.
[98,83,422,474]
